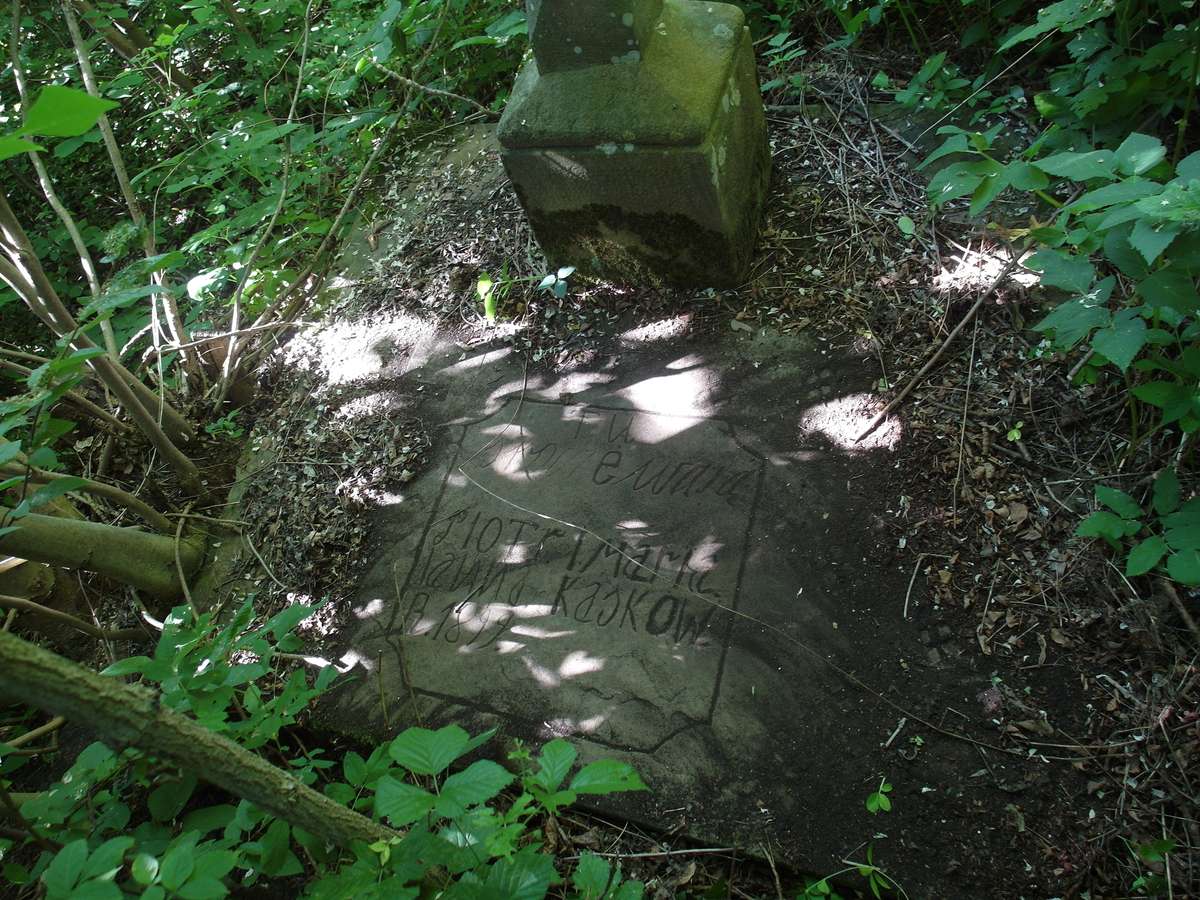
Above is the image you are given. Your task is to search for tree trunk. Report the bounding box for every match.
[0,509,202,598]
[0,629,399,849]
[69,0,196,92]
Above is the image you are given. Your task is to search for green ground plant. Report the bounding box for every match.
[0,604,649,899]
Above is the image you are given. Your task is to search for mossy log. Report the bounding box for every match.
[0,629,398,849]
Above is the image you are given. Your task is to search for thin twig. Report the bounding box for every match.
[855,257,1019,442]
[371,61,498,119]
[0,594,148,642]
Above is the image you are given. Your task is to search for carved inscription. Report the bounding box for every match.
[381,401,762,744]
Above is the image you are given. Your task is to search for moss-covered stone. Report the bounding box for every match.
[498,0,769,288]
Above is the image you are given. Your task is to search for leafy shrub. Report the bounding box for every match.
[0,604,648,898]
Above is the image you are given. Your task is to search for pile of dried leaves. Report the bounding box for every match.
[237,370,430,610]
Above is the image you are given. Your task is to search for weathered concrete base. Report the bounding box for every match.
[498,0,770,287]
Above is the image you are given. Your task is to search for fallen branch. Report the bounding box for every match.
[372,61,498,119]
[855,257,1019,443]
[0,594,148,642]
[0,629,399,848]
[0,459,171,533]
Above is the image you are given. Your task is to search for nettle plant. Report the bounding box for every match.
[923,129,1200,430]
[0,604,649,899]
[1077,468,1200,585]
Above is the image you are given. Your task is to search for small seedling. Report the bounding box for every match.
[866,777,893,814]
[1006,420,1024,441]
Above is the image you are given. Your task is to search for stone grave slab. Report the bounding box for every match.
[357,397,764,753]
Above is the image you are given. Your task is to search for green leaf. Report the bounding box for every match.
[926,160,985,206]
[29,477,89,510]
[896,215,915,235]
[70,881,122,900]
[149,771,197,821]
[1033,149,1116,182]
[131,854,160,886]
[1167,550,1200,585]
[1091,311,1146,371]
[374,775,435,825]
[1154,469,1181,515]
[1165,524,1200,551]
[191,849,237,881]
[568,760,647,795]
[1115,133,1166,176]
[159,835,198,891]
[1129,219,1180,265]
[82,837,135,880]
[1034,297,1111,347]
[389,724,470,775]
[1133,381,1195,424]
[916,133,969,170]
[43,839,89,897]
[967,158,1010,216]
[534,739,577,792]
[177,877,228,900]
[0,134,45,161]
[1126,536,1168,576]
[21,86,117,137]
[1067,178,1163,213]
[1137,268,1198,315]
[1136,838,1177,863]
[1076,510,1140,542]
[483,848,558,900]
[436,760,513,817]
[343,751,367,787]
[1177,150,1200,181]
[1028,249,1095,293]
[1096,484,1142,519]
[573,852,612,898]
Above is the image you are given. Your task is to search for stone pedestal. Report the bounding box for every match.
[498,0,770,288]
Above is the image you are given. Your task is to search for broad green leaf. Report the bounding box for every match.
[573,852,612,898]
[1033,149,1115,182]
[29,477,89,510]
[1137,268,1198,315]
[343,751,367,786]
[191,849,237,881]
[0,134,45,161]
[131,854,160,886]
[896,215,915,235]
[968,158,1010,216]
[1133,381,1195,425]
[482,848,558,900]
[1126,536,1168,576]
[435,759,513,817]
[1076,510,1140,542]
[927,160,986,206]
[1115,133,1166,176]
[998,0,1110,51]
[389,724,470,775]
[374,775,435,825]
[1154,468,1181,515]
[1033,297,1110,346]
[1166,524,1200,551]
[1028,249,1095,293]
[1091,311,1146,371]
[176,877,227,900]
[916,133,969,170]
[1177,150,1200,182]
[1129,219,1180,265]
[43,839,89,897]
[22,85,117,137]
[1103,226,1150,279]
[69,881,121,900]
[568,759,647,795]
[534,739,577,792]
[1167,550,1200,585]
[148,771,197,821]
[159,834,199,891]
[1067,178,1163,213]
[82,837,135,879]
[1096,484,1142,519]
